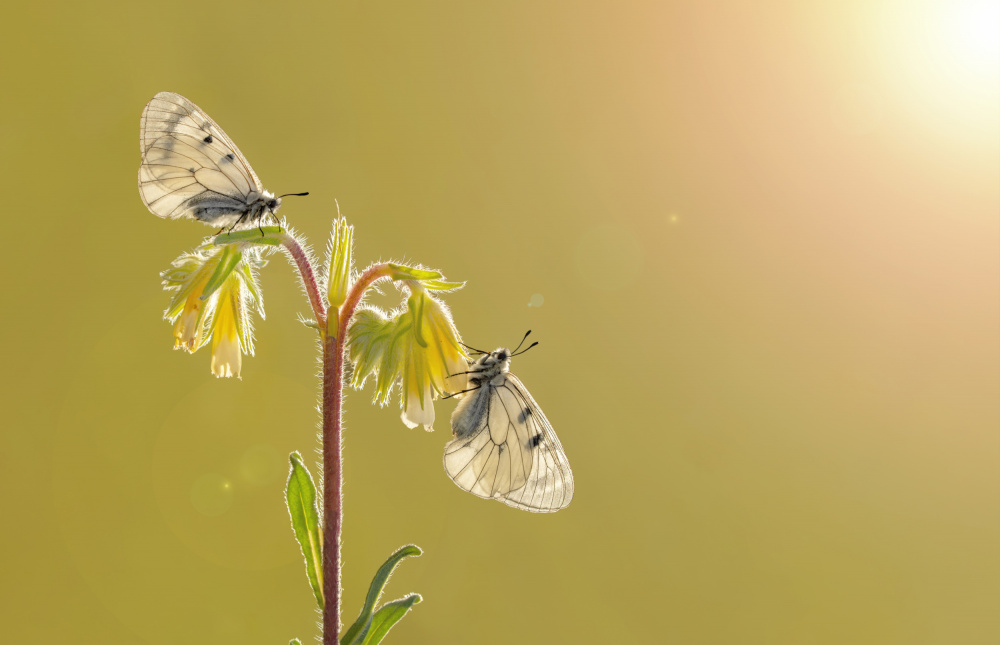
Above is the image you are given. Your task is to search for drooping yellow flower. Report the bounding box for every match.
[173,281,210,352]
[161,244,264,377]
[399,286,467,431]
[346,266,467,429]
[209,277,245,378]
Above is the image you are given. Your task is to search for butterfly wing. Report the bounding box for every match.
[444,373,574,512]
[138,92,265,227]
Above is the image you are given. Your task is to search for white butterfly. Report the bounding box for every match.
[445,336,574,512]
[138,91,304,229]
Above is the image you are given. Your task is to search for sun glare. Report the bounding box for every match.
[938,0,1000,81]
[874,0,999,139]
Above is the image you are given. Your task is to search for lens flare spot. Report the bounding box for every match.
[190,473,234,516]
[527,293,545,307]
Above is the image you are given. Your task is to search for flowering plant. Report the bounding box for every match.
[159,219,466,644]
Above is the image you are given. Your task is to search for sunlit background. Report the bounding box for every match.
[1,1,997,643]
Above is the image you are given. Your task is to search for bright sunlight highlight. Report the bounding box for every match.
[875,0,999,139]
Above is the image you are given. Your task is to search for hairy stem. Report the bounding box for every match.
[323,262,392,645]
[280,232,327,328]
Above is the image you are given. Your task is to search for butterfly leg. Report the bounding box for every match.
[441,385,481,400]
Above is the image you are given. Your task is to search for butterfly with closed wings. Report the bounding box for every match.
[445,333,574,512]
[138,91,305,231]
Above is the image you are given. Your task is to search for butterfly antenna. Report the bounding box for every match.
[460,341,489,355]
[278,192,310,198]
[511,341,538,357]
[511,330,532,354]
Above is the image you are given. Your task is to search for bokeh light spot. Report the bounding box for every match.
[190,473,234,516]
[528,293,545,307]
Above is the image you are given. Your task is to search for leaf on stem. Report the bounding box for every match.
[340,545,422,645]
[285,451,324,608]
[362,594,423,645]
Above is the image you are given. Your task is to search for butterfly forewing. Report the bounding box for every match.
[138,92,268,227]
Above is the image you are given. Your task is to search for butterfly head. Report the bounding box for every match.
[489,348,511,366]
[263,190,281,214]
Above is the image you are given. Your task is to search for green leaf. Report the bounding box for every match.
[285,452,324,609]
[387,263,442,281]
[200,246,243,300]
[361,594,422,645]
[290,640,302,645]
[340,545,422,645]
[214,226,286,246]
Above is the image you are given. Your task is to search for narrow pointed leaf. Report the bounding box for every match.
[361,594,422,645]
[285,452,324,608]
[340,545,422,645]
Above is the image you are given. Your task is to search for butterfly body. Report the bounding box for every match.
[138,92,283,229]
[445,348,574,512]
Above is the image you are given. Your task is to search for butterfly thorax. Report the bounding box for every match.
[468,348,511,387]
[243,191,280,223]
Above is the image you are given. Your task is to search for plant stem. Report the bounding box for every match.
[322,262,392,645]
[280,232,327,327]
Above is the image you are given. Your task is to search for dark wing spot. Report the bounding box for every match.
[528,434,544,449]
[188,167,195,173]
[517,407,532,423]
[203,135,214,144]
[223,153,235,162]
[498,445,505,455]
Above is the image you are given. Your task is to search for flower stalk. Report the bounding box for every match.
[323,262,392,641]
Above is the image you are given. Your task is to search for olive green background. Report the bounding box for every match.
[1,1,997,643]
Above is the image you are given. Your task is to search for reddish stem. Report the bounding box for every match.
[280,233,327,328]
[322,262,392,644]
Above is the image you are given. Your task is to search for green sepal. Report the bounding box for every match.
[408,292,428,349]
[347,308,392,391]
[387,263,442,282]
[290,640,303,645]
[200,246,243,301]
[285,452,324,609]
[214,226,286,246]
[361,594,422,645]
[420,279,465,292]
[340,545,422,645]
